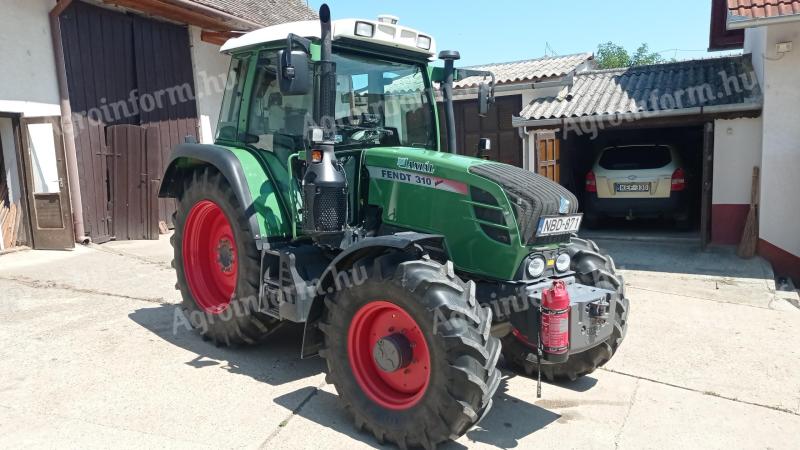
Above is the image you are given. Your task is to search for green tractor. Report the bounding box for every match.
[160,5,629,448]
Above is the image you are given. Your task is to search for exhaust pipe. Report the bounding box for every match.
[317,4,336,137]
[439,50,461,154]
[301,4,348,239]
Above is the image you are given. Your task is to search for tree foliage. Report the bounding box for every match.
[596,42,667,69]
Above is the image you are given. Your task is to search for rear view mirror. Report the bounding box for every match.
[278,50,311,95]
[477,138,491,159]
[479,83,491,117]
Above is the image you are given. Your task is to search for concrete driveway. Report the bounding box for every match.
[0,236,798,449]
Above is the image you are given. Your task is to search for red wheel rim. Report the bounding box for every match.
[348,301,431,410]
[182,200,237,314]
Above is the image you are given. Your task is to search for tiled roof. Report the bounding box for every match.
[189,0,317,28]
[454,53,594,89]
[519,55,761,122]
[727,0,800,20]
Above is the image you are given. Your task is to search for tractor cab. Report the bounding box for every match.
[218,16,441,160]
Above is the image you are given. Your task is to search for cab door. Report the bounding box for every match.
[20,117,74,250]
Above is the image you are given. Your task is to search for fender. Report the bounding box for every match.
[300,232,448,358]
[159,143,288,250]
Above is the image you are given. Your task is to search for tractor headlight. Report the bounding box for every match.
[555,253,571,272]
[417,35,432,50]
[354,21,375,37]
[527,256,546,278]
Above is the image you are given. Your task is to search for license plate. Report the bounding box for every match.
[615,183,650,193]
[537,214,583,237]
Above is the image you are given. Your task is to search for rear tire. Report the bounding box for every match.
[172,167,279,346]
[502,237,629,381]
[320,252,502,449]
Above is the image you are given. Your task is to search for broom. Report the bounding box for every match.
[737,166,760,259]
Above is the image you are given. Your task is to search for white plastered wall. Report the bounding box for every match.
[189,26,232,144]
[0,0,61,118]
[712,117,763,205]
[753,21,800,257]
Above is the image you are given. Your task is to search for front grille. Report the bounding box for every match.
[470,187,510,245]
[470,163,578,246]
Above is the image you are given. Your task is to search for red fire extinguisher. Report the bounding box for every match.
[540,280,570,363]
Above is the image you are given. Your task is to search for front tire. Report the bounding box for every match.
[172,168,279,346]
[502,237,629,381]
[320,253,502,449]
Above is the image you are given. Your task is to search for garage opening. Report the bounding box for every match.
[559,125,707,241]
[537,122,713,245]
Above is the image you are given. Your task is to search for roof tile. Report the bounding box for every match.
[519,55,762,121]
[188,0,317,28]
[454,53,593,88]
[727,0,800,19]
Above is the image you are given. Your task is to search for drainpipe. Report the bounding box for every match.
[49,0,87,244]
[518,125,530,171]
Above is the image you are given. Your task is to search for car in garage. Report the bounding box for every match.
[583,144,691,229]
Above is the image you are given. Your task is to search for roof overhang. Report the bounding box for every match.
[101,0,260,31]
[512,101,763,130]
[709,0,744,50]
[727,11,800,29]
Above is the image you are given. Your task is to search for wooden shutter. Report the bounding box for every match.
[536,131,561,183]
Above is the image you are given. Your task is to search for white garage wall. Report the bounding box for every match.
[0,0,61,117]
[189,26,232,144]
[757,21,800,257]
[744,27,767,88]
[712,117,762,205]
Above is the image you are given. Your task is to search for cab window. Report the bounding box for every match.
[246,50,314,160]
[216,54,250,142]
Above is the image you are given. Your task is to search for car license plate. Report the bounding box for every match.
[615,183,650,193]
[537,214,583,237]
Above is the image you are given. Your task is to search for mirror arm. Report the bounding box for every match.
[456,68,496,101]
[283,33,313,77]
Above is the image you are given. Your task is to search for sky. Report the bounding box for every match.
[308,0,730,67]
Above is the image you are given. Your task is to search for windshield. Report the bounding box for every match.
[244,49,436,155]
[332,52,436,150]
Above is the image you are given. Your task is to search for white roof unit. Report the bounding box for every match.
[221,18,436,58]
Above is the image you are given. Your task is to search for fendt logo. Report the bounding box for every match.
[397,157,435,174]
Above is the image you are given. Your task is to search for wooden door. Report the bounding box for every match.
[20,117,75,250]
[444,95,523,166]
[536,131,561,183]
[108,125,160,241]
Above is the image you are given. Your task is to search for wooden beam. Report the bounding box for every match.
[200,30,242,46]
[103,0,233,31]
[50,0,74,19]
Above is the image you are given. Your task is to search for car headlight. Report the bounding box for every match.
[527,256,546,278]
[555,253,571,272]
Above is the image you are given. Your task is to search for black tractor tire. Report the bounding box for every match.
[502,237,629,381]
[172,167,280,346]
[319,252,502,449]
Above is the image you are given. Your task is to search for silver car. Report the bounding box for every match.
[583,144,690,229]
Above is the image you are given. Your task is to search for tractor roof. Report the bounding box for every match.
[221,18,437,58]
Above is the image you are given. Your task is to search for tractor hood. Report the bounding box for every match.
[363,147,579,280]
